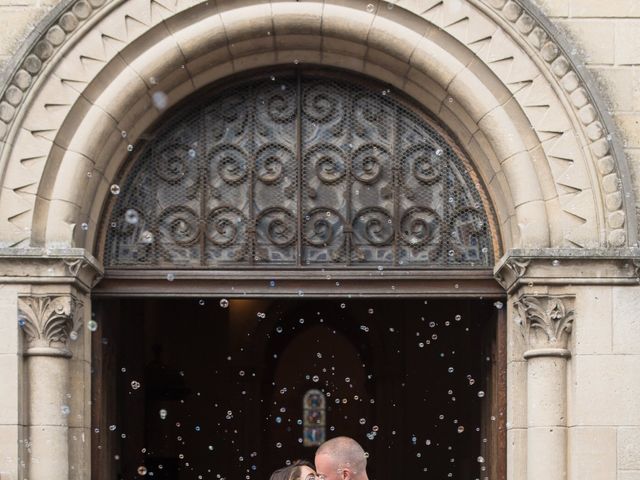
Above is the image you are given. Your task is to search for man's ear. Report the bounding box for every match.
[341,468,350,480]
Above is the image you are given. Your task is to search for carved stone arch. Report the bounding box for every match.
[0,0,634,255]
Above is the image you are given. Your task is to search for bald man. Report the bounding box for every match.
[314,436,369,480]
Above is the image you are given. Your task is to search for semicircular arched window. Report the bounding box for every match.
[104,72,495,269]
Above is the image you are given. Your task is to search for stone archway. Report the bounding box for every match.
[1,1,639,480]
[0,0,634,251]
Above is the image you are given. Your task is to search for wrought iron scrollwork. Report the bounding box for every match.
[104,73,494,269]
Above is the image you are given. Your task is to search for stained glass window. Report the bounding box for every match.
[302,389,326,447]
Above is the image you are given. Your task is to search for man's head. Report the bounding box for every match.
[314,436,368,480]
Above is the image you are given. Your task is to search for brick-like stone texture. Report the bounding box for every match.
[619,428,640,470]
[571,0,640,18]
[616,21,640,65]
[556,20,615,64]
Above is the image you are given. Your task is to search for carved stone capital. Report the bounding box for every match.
[513,295,574,356]
[18,295,84,357]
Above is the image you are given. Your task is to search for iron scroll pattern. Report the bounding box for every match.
[104,75,493,269]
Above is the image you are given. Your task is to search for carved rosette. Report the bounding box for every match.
[513,295,574,356]
[18,295,84,357]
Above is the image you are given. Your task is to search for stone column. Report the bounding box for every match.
[513,295,574,480]
[18,294,83,480]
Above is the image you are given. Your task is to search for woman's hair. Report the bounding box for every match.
[269,459,315,480]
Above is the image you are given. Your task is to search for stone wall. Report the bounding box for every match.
[536,0,640,234]
[1,1,640,480]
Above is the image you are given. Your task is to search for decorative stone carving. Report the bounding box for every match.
[62,257,87,276]
[480,0,629,246]
[18,295,84,357]
[505,258,531,278]
[513,295,574,353]
[0,0,633,250]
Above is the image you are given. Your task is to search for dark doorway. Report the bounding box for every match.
[92,297,504,480]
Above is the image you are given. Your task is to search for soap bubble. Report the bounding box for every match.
[131,380,141,390]
[366,3,375,12]
[110,184,120,195]
[152,91,169,110]
[220,299,229,308]
[87,320,98,332]
[159,409,167,420]
[124,209,139,224]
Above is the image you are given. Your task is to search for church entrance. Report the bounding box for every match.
[91,296,504,480]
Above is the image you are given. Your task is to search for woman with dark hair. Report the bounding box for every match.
[269,459,316,480]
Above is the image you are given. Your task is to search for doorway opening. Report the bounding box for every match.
[92,296,505,479]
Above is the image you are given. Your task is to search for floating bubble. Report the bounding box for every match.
[199,299,205,306]
[359,418,366,425]
[368,308,374,314]
[166,273,175,282]
[159,409,167,420]
[477,391,485,398]
[152,91,169,110]
[435,148,444,156]
[340,303,346,309]
[275,442,282,448]
[257,312,266,319]
[131,380,141,390]
[493,301,504,309]
[477,456,485,463]
[69,331,78,341]
[552,259,560,266]
[87,320,98,332]
[366,3,375,12]
[275,417,282,424]
[220,298,229,308]
[141,231,154,244]
[312,375,319,382]
[457,426,464,433]
[81,223,89,231]
[109,425,117,431]
[455,314,461,321]
[137,466,147,476]
[275,326,283,333]
[125,209,139,224]
[61,405,71,416]
[110,184,121,195]
[127,144,134,152]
